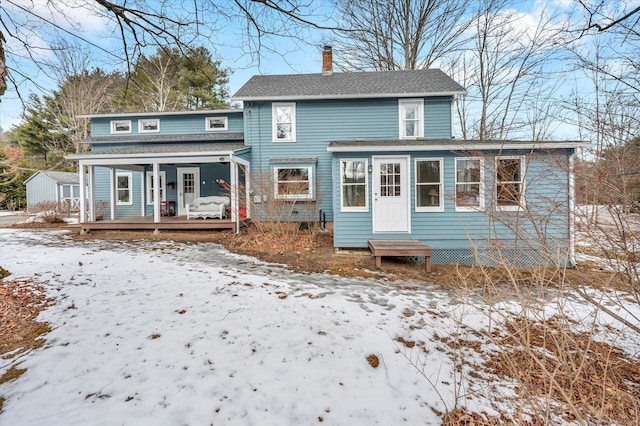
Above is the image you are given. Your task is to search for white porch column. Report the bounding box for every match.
[109,168,116,220]
[140,171,146,217]
[152,162,161,223]
[229,157,238,227]
[78,162,86,224]
[88,166,95,222]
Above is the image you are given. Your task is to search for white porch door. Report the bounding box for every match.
[177,167,200,215]
[372,156,410,233]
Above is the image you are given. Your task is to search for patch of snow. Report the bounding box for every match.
[0,230,638,425]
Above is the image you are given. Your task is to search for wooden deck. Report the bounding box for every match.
[77,215,246,233]
[368,240,433,273]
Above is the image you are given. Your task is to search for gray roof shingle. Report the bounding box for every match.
[40,171,79,185]
[232,69,466,101]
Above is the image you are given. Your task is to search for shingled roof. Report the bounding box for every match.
[232,69,466,101]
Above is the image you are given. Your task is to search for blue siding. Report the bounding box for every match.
[244,96,454,222]
[93,167,143,219]
[91,111,243,137]
[332,150,572,261]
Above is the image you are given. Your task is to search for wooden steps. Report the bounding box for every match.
[368,240,433,273]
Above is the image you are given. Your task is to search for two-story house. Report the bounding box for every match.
[69,47,582,266]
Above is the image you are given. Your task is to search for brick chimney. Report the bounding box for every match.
[322,46,333,76]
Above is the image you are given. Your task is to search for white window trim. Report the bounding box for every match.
[399,98,424,139]
[145,171,166,205]
[455,157,484,212]
[415,157,444,212]
[110,120,131,134]
[138,118,160,133]
[205,116,228,131]
[273,166,313,200]
[340,159,369,212]
[272,102,296,142]
[116,172,133,205]
[495,156,526,212]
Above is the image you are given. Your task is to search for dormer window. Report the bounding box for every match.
[111,120,131,134]
[206,116,228,131]
[139,119,159,133]
[272,103,296,142]
[399,99,424,139]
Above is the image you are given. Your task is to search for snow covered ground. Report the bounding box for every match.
[0,229,638,425]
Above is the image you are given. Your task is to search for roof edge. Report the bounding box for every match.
[77,109,243,119]
[232,91,467,102]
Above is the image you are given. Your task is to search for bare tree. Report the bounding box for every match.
[330,0,475,71]
[448,0,569,140]
[46,42,121,153]
[1,0,337,102]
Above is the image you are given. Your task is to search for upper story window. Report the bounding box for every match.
[455,158,484,211]
[206,116,228,131]
[274,166,312,200]
[496,156,525,210]
[399,99,424,139]
[139,118,159,133]
[116,172,133,205]
[340,159,368,211]
[111,120,131,134]
[272,103,296,142]
[415,158,443,212]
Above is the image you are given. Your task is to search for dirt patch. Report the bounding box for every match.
[66,226,466,285]
[0,278,52,358]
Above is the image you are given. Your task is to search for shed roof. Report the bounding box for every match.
[67,143,249,163]
[82,132,244,145]
[327,139,587,152]
[232,69,466,101]
[24,170,79,185]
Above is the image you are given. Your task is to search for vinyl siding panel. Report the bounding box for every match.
[91,112,243,137]
[333,150,572,257]
[244,96,454,221]
[93,167,143,219]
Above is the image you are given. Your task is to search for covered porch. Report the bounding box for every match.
[67,142,252,233]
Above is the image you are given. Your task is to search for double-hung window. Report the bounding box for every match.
[145,171,166,204]
[496,157,525,210]
[399,99,424,139]
[455,158,484,211]
[340,159,368,211]
[274,166,312,200]
[116,172,133,205]
[111,120,131,134]
[272,103,296,142]
[415,158,443,211]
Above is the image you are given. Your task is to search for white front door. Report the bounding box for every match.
[372,156,410,233]
[177,167,200,215]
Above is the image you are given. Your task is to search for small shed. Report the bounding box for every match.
[24,171,80,212]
